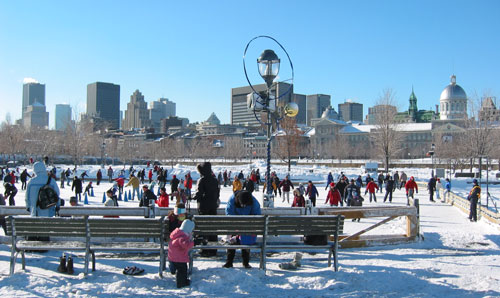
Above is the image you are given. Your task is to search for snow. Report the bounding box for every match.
[0,163,499,297]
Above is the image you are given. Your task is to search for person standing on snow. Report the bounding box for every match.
[365,178,379,203]
[383,176,395,203]
[404,176,418,205]
[325,172,334,190]
[305,180,319,207]
[279,175,294,203]
[467,179,481,222]
[428,176,437,202]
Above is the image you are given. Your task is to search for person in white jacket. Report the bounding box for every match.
[25,162,60,217]
[436,178,443,202]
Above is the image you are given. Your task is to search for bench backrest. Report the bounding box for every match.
[6,216,88,238]
[192,215,267,236]
[88,217,165,238]
[267,215,344,235]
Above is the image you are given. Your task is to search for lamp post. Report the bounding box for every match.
[429,143,435,177]
[100,141,106,167]
[244,37,298,207]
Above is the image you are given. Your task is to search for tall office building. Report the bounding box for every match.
[338,100,363,122]
[306,94,330,126]
[123,89,150,130]
[55,104,72,131]
[22,82,48,129]
[149,98,176,132]
[292,93,306,125]
[87,82,120,130]
[22,82,45,113]
[231,82,293,127]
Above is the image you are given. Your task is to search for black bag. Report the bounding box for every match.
[304,235,327,245]
[37,177,59,209]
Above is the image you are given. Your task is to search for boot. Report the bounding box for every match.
[57,256,67,273]
[66,256,74,274]
[223,249,235,268]
[242,249,251,268]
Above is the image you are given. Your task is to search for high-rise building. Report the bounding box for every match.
[231,82,293,127]
[23,103,49,129]
[22,82,45,114]
[87,82,120,129]
[123,89,150,130]
[338,100,363,122]
[149,98,176,132]
[306,94,330,126]
[22,82,48,129]
[55,104,72,131]
[292,93,306,125]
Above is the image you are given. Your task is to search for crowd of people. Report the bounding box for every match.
[0,161,482,288]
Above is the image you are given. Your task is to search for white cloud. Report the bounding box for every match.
[23,77,39,84]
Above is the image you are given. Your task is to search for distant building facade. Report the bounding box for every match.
[439,75,467,120]
[338,101,363,122]
[87,82,120,129]
[22,82,48,129]
[55,104,72,131]
[123,90,150,130]
[149,98,176,132]
[306,94,330,126]
[292,93,307,125]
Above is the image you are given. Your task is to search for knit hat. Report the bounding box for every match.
[473,179,478,185]
[330,182,335,187]
[180,219,194,235]
[174,202,186,215]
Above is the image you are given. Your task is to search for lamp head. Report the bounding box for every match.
[257,49,280,88]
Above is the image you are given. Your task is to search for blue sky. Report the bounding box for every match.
[1,0,499,128]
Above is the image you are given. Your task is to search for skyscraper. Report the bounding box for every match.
[55,104,72,131]
[87,82,120,129]
[292,93,306,125]
[149,98,176,132]
[22,82,48,129]
[338,100,363,122]
[123,89,150,130]
[306,94,330,126]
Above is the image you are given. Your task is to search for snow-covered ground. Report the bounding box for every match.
[0,163,499,297]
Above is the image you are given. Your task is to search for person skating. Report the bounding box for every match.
[72,176,83,202]
[405,176,418,205]
[383,176,395,203]
[291,189,305,207]
[305,181,319,207]
[365,178,379,203]
[279,176,294,204]
[20,169,31,190]
[325,182,341,206]
[428,176,437,202]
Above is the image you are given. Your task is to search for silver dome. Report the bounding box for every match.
[440,75,467,101]
[321,106,339,120]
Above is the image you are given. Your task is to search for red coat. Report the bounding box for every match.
[184,175,193,189]
[148,170,153,179]
[115,177,124,187]
[405,179,418,193]
[365,181,379,193]
[292,195,305,207]
[156,193,169,207]
[168,228,194,263]
[325,189,341,206]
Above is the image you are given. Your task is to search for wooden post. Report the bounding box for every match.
[406,199,419,238]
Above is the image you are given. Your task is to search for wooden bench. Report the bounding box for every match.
[191,215,344,271]
[6,216,92,276]
[7,216,167,277]
[88,217,167,277]
[191,215,267,269]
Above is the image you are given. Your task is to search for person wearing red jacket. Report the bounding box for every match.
[291,189,305,207]
[404,176,419,205]
[325,182,342,206]
[148,169,153,183]
[114,176,125,195]
[365,178,379,203]
[156,187,169,207]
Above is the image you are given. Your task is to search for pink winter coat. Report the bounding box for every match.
[168,228,194,263]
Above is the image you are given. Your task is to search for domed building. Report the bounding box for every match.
[439,75,467,120]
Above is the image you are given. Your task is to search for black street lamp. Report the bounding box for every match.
[429,143,435,177]
[243,36,298,207]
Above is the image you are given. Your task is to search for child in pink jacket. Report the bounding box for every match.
[168,219,195,288]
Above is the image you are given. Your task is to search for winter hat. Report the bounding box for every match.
[180,219,194,235]
[473,179,478,185]
[173,175,176,179]
[330,182,335,187]
[174,202,186,215]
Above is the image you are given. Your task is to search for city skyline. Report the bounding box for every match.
[1,1,499,128]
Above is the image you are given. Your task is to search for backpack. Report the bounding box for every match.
[37,177,59,209]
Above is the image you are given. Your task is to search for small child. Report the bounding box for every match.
[168,202,186,233]
[168,219,194,288]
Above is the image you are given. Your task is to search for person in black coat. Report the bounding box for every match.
[468,179,481,222]
[383,176,395,203]
[4,182,17,206]
[20,169,31,190]
[194,162,220,257]
[428,176,437,202]
[334,176,348,206]
[171,175,180,194]
[72,176,83,202]
[140,185,157,207]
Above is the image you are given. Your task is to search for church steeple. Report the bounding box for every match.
[408,86,418,122]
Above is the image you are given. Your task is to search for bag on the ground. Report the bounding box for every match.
[37,177,59,209]
[304,235,327,245]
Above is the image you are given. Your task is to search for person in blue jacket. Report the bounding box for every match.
[325,172,334,190]
[223,190,261,268]
[443,178,451,202]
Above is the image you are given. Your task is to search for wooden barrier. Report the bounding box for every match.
[443,190,500,225]
[317,205,419,248]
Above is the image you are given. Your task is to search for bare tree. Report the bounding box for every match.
[0,118,26,162]
[371,89,404,172]
[272,117,302,172]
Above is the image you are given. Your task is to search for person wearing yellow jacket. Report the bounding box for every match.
[125,174,140,200]
[232,177,243,193]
